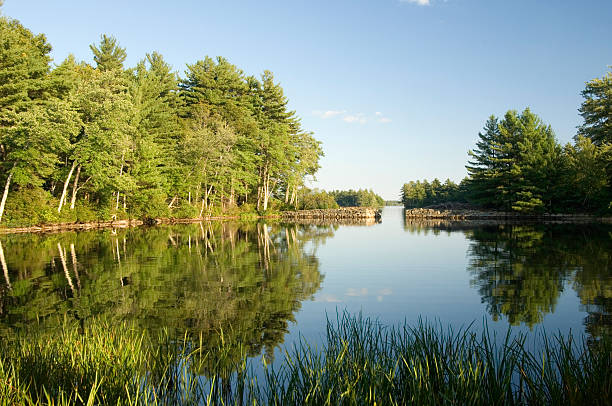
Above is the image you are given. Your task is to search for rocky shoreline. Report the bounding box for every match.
[0,216,257,235]
[404,207,611,223]
[281,207,382,220]
[0,208,384,235]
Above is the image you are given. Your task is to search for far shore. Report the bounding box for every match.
[404,207,612,223]
[2,206,611,235]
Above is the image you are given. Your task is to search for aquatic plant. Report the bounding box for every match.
[0,314,609,405]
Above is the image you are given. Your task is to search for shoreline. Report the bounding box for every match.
[404,207,612,223]
[2,206,610,235]
[0,215,283,235]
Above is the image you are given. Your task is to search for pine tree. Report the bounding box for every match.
[466,116,501,206]
[466,109,561,212]
[127,53,181,216]
[0,16,54,223]
[90,34,127,72]
[578,68,612,145]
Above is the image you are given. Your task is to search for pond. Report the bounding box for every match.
[0,206,610,359]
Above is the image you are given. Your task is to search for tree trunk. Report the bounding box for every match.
[0,240,10,290]
[115,152,124,211]
[199,196,206,217]
[58,243,74,294]
[168,195,177,208]
[70,165,81,210]
[0,163,16,224]
[70,243,81,290]
[262,172,271,211]
[58,161,77,213]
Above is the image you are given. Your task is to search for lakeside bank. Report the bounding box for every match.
[0,207,383,235]
[404,207,612,223]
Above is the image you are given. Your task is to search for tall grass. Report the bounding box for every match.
[0,314,609,405]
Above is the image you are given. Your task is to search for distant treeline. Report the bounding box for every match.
[402,68,612,214]
[401,179,466,208]
[330,189,385,208]
[295,188,385,210]
[0,14,322,227]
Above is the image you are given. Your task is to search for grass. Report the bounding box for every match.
[0,314,610,405]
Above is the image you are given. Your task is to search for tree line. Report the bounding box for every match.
[0,13,323,227]
[286,188,385,210]
[401,68,612,213]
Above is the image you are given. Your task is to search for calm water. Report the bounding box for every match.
[0,207,610,357]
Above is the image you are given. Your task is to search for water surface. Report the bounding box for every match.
[1,207,610,359]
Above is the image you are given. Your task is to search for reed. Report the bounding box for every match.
[0,314,609,405]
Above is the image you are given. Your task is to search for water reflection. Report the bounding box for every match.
[0,222,332,362]
[404,218,612,337]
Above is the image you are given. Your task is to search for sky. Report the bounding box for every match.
[3,0,611,200]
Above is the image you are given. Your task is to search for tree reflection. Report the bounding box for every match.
[465,225,569,327]
[0,221,330,366]
[466,223,612,335]
[403,218,612,337]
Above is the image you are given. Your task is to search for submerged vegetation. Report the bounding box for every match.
[0,13,323,228]
[0,314,610,405]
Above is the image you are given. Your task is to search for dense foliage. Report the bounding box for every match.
[0,15,323,227]
[401,178,466,208]
[294,188,339,210]
[401,70,612,214]
[329,189,385,208]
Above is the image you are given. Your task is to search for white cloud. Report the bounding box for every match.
[346,287,368,297]
[374,111,392,123]
[313,110,345,119]
[343,114,367,124]
[314,110,389,125]
[401,0,430,5]
[316,294,341,303]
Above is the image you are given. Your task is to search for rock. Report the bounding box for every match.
[282,207,382,220]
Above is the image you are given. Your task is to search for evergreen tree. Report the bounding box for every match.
[0,15,55,223]
[466,116,500,206]
[89,34,127,72]
[127,52,181,216]
[466,109,561,213]
[578,68,612,145]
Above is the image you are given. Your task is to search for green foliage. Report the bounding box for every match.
[2,188,59,227]
[578,68,612,145]
[401,178,466,208]
[297,188,339,209]
[329,189,384,208]
[0,13,322,227]
[89,34,127,72]
[402,93,612,214]
[466,108,561,213]
[0,315,610,405]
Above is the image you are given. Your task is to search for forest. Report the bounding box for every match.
[402,69,612,214]
[0,14,324,228]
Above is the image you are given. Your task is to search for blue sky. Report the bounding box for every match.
[4,0,611,199]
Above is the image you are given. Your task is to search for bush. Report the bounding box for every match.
[171,203,199,219]
[2,188,59,227]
